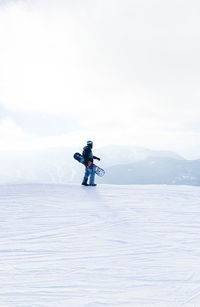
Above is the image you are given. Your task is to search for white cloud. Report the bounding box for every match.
[0,117,33,150]
[0,2,88,112]
[0,0,200,157]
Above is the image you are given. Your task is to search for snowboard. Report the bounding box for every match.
[73,152,105,177]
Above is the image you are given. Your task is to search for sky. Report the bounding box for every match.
[0,0,200,158]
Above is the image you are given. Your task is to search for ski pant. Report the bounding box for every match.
[82,165,96,185]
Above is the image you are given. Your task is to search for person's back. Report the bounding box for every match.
[82,144,93,166]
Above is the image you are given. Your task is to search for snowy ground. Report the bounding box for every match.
[0,184,200,307]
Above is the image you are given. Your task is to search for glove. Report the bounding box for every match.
[96,157,100,161]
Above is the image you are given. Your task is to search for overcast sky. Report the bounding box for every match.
[0,0,200,158]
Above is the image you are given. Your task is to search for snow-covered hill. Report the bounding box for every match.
[0,184,200,306]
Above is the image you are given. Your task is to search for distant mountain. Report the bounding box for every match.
[0,145,187,184]
[101,157,200,186]
[95,145,184,167]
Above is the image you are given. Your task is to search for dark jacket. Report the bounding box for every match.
[82,145,99,166]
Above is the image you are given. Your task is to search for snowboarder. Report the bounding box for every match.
[82,141,100,186]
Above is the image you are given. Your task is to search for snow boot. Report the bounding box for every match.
[89,184,97,186]
[82,179,89,186]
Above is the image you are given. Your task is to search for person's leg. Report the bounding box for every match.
[82,167,90,185]
[89,165,96,185]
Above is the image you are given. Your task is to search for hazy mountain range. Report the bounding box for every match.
[0,145,199,186]
[95,145,183,167]
[101,157,200,186]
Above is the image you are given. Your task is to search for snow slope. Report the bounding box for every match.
[0,184,200,307]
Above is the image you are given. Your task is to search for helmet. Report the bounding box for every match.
[87,140,93,148]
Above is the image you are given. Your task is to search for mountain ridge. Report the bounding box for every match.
[0,145,193,185]
[101,156,200,186]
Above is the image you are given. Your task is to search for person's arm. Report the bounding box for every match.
[93,155,100,161]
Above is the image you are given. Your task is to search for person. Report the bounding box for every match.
[82,141,100,186]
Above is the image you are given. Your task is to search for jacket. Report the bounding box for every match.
[82,145,99,166]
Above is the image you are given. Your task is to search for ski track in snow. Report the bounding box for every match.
[0,184,200,307]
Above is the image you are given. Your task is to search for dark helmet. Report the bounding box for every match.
[87,140,93,148]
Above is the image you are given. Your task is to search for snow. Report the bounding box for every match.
[0,184,200,306]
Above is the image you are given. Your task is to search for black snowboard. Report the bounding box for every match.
[73,152,105,177]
